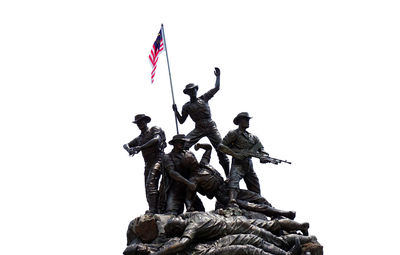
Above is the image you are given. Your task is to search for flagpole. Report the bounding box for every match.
[161,24,180,135]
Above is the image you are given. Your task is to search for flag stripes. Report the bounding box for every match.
[149,29,164,83]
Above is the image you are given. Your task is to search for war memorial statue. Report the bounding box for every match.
[123,114,166,214]
[122,67,323,254]
[160,134,205,215]
[219,112,291,208]
[172,67,230,178]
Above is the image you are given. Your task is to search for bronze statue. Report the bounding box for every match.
[123,114,166,214]
[121,64,322,254]
[219,112,274,207]
[161,134,205,215]
[185,143,296,219]
[124,234,302,255]
[153,211,315,255]
[172,67,230,177]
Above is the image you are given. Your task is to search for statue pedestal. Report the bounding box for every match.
[124,209,323,255]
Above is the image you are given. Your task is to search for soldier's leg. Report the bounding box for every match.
[212,234,288,255]
[236,198,296,220]
[185,177,198,212]
[282,234,317,246]
[184,128,205,150]
[188,194,205,212]
[207,245,273,255]
[165,187,185,215]
[232,219,288,248]
[145,161,162,214]
[277,219,309,236]
[243,161,261,194]
[207,129,230,178]
[237,189,271,206]
[228,164,244,207]
[246,219,280,233]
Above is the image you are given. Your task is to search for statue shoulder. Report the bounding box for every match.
[150,126,164,134]
[224,129,240,139]
[182,101,191,109]
[183,150,196,158]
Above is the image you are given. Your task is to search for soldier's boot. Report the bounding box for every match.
[279,219,309,236]
[228,189,239,208]
[261,206,296,220]
[301,222,310,236]
[146,193,159,214]
[285,211,296,220]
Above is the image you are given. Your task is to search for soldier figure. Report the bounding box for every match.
[124,234,302,255]
[123,114,166,214]
[185,143,296,220]
[172,67,230,177]
[151,212,315,255]
[162,134,205,215]
[219,112,272,207]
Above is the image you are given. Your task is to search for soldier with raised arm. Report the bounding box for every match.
[123,114,166,214]
[172,67,230,178]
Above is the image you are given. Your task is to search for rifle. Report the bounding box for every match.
[232,142,291,165]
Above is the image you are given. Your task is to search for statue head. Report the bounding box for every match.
[132,114,151,130]
[233,112,252,129]
[164,216,186,237]
[168,134,189,150]
[183,83,198,97]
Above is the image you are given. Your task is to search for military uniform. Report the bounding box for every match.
[185,234,288,255]
[180,89,230,176]
[179,212,285,248]
[162,149,205,215]
[127,126,166,213]
[222,128,264,194]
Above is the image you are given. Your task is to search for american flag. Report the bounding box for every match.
[149,29,164,83]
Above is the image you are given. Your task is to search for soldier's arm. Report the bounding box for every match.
[136,134,162,152]
[126,137,139,148]
[253,136,270,156]
[164,163,196,192]
[153,237,191,255]
[201,67,220,102]
[195,143,212,165]
[173,104,189,124]
[123,138,139,155]
[252,136,273,164]
[218,131,245,160]
[218,144,245,160]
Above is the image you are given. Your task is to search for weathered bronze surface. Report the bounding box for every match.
[122,68,322,254]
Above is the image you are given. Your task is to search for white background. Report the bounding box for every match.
[1,1,399,254]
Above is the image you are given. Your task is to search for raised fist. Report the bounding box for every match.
[214,67,220,77]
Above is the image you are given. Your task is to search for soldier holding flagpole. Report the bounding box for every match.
[172,68,230,178]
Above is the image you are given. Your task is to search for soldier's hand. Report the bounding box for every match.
[172,104,178,112]
[194,143,208,151]
[260,157,270,164]
[132,146,141,154]
[187,182,197,192]
[214,67,220,77]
